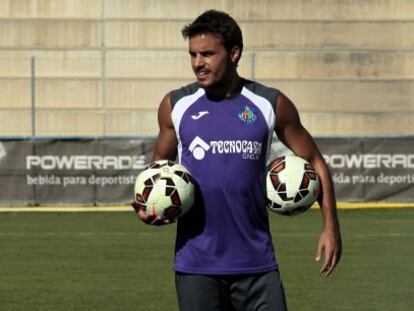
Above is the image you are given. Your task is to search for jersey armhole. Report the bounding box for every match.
[273,90,280,128]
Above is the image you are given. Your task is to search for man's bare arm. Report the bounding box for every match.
[151,94,178,162]
[132,94,179,225]
[275,92,342,276]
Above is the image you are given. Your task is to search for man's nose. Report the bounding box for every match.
[193,55,205,68]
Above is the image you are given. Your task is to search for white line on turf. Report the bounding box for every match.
[0,206,133,212]
[0,232,412,237]
[0,202,413,212]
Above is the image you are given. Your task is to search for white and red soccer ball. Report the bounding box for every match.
[135,156,319,219]
[134,160,196,219]
[266,155,320,216]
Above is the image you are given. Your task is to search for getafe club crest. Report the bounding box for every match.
[238,105,257,124]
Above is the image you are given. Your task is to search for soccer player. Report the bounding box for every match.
[132,10,342,311]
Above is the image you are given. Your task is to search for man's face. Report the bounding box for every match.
[188,33,235,89]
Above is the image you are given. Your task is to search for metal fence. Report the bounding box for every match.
[0,52,413,138]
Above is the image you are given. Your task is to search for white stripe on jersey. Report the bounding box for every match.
[171,88,205,163]
[241,87,276,162]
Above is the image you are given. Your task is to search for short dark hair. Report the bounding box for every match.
[182,10,243,53]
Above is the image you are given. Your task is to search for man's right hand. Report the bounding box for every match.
[131,201,175,226]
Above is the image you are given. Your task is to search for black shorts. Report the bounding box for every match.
[175,270,288,311]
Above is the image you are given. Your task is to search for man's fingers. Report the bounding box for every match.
[131,201,175,226]
[325,253,338,276]
[143,213,175,226]
[131,200,145,213]
[316,242,334,276]
[143,214,156,224]
[150,216,165,226]
[315,242,323,262]
[320,251,332,274]
[316,230,342,276]
[327,250,341,276]
[320,249,340,276]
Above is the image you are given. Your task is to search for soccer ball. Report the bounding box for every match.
[134,160,195,219]
[266,155,320,216]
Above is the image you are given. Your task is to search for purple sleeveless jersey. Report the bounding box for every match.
[170,79,279,274]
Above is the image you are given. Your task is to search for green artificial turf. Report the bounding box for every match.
[0,208,412,311]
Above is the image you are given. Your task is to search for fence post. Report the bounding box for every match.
[101,0,107,137]
[250,52,256,81]
[30,56,38,205]
[31,56,36,138]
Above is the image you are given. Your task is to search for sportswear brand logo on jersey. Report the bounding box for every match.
[189,136,262,161]
[191,111,209,120]
[189,136,211,160]
[238,106,257,124]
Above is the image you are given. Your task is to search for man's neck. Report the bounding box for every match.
[205,75,243,100]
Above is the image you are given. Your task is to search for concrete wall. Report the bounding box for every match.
[0,0,413,136]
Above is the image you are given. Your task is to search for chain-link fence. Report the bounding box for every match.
[0,50,413,138]
[1,0,414,138]
[0,53,190,138]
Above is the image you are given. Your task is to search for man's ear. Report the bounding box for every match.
[230,46,242,64]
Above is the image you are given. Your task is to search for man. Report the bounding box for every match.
[133,10,341,311]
